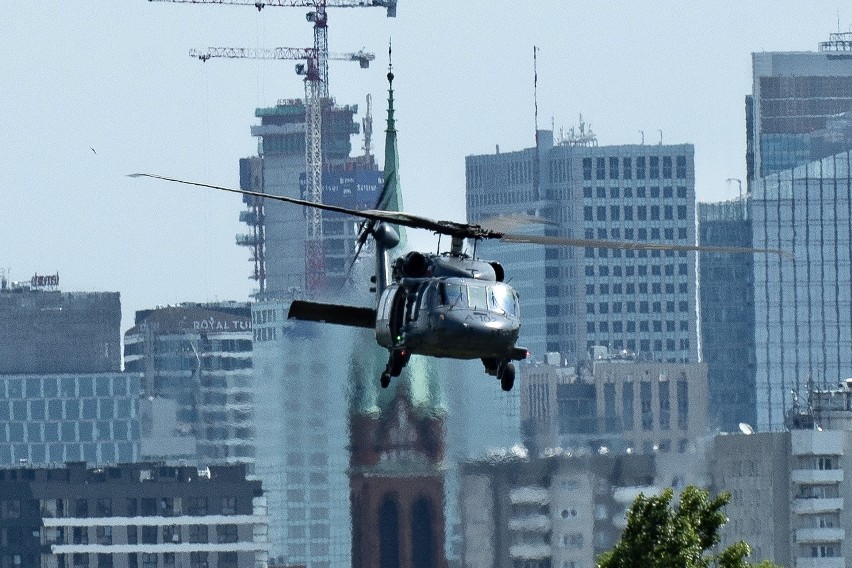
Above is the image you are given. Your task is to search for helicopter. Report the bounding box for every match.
[130,173,785,392]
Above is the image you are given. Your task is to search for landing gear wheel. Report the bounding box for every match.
[499,362,516,392]
[380,371,391,389]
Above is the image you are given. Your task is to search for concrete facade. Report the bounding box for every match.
[466,134,698,365]
[0,279,120,375]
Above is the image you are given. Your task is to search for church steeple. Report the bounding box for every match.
[379,41,405,244]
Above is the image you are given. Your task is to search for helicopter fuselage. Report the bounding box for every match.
[375,276,524,361]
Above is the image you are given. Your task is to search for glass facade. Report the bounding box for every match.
[251,298,351,568]
[752,150,852,430]
[0,373,141,465]
[698,199,756,431]
[124,304,254,468]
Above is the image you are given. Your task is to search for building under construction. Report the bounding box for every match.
[238,98,383,298]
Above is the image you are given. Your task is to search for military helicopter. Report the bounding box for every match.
[130,173,783,392]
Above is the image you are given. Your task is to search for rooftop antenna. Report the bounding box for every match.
[533,45,541,200]
[639,130,644,145]
[534,45,539,142]
[658,129,663,145]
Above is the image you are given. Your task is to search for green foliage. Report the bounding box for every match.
[597,486,782,568]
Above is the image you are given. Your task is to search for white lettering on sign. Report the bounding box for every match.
[192,317,251,331]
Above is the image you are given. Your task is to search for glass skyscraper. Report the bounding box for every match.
[698,199,756,432]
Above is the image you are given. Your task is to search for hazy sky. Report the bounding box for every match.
[1,2,850,333]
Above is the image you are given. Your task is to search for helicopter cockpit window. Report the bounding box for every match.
[442,283,465,307]
[468,285,489,311]
[489,283,517,316]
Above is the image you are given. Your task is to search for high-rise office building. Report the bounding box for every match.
[123,303,254,468]
[698,198,756,432]
[466,133,698,364]
[748,33,852,432]
[0,276,120,375]
[748,32,852,181]
[237,100,382,297]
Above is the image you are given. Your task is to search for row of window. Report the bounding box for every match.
[584,204,690,222]
[582,156,688,181]
[586,339,691,359]
[583,185,689,199]
[586,227,690,243]
[584,263,690,278]
[48,523,240,545]
[587,320,690,333]
[0,376,137,399]
[0,399,135,422]
[587,300,691,315]
[0,442,137,466]
[0,421,136,443]
[55,551,237,568]
[1,496,238,519]
[586,282,689,295]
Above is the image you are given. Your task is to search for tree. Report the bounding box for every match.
[597,485,782,568]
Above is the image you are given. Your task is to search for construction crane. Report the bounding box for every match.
[152,0,394,292]
[152,0,395,96]
[192,46,374,291]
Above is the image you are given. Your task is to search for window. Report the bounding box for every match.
[96,498,111,517]
[73,526,89,545]
[189,525,208,544]
[596,157,605,179]
[142,554,158,568]
[663,156,672,178]
[141,498,156,516]
[582,158,592,180]
[190,552,208,568]
[187,497,207,516]
[676,156,687,178]
[218,552,238,568]
[141,526,158,545]
[163,525,180,544]
[97,554,113,568]
[96,526,112,545]
[217,524,238,544]
[623,157,632,179]
[636,157,646,178]
[650,156,659,178]
[609,156,619,179]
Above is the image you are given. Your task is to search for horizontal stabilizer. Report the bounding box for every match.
[288,300,376,329]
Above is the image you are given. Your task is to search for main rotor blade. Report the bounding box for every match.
[129,173,790,258]
[498,232,792,258]
[128,173,486,237]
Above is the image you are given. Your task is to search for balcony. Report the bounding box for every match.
[509,515,551,532]
[509,487,549,504]
[791,469,844,484]
[509,544,552,559]
[250,123,305,137]
[793,498,843,514]
[795,527,845,543]
[613,486,661,503]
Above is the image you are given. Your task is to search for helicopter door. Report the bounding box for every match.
[376,284,406,348]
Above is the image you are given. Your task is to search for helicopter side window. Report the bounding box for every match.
[468,285,488,311]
